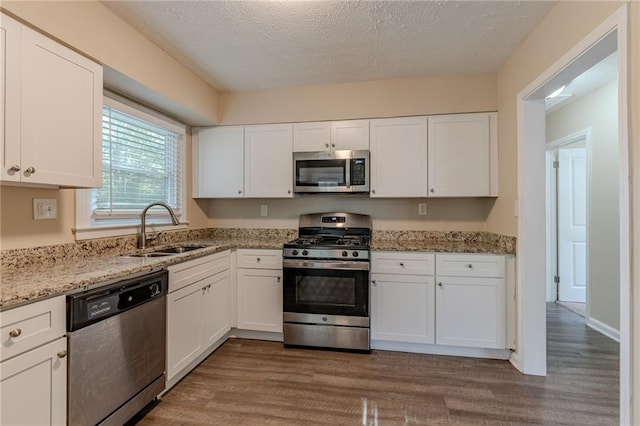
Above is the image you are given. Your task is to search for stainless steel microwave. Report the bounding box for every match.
[293,150,370,194]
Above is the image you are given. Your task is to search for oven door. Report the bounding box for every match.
[283,259,369,318]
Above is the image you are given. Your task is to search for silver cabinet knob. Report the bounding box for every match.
[256,257,261,263]
[57,350,67,359]
[430,188,435,193]
[438,282,443,287]
[238,190,242,194]
[325,143,329,148]
[277,276,281,283]
[25,167,36,174]
[371,279,376,286]
[9,165,20,172]
[467,264,473,269]
[399,262,405,267]
[371,189,376,194]
[9,328,22,338]
[331,144,335,148]
[287,190,291,194]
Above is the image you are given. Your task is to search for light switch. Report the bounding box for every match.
[33,198,57,220]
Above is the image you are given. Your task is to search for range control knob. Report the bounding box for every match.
[302,250,309,256]
[292,249,299,256]
[342,251,348,257]
[352,251,359,258]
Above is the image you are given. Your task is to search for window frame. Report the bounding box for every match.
[74,94,188,241]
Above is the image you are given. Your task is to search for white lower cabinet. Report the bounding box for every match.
[371,274,435,344]
[1,337,67,426]
[166,251,231,383]
[435,254,506,349]
[236,249,283,333]
[371,251,507,354]
[0,295,67,426]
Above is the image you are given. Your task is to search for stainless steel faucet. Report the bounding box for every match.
[139,202,180,249]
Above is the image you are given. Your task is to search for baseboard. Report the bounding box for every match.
[370,340,510,360]
[586,317,620,342]
[509,350,522,373]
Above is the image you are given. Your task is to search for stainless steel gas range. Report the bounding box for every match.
[282,212,371,351]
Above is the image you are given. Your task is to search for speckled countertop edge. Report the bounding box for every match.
[1,228,515,311]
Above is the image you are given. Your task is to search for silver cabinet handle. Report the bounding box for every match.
[57,350,67,359]
[438,282,443,287]
[467,264,473,269]
[9,165,20,172]
[25,167,36,174]
[399,262,405,267]
[9,328,22,338]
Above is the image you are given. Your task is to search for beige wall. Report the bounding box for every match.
[1,0,219,126]
[207,197,496,231]
[220,73,496,125]
[0,132,210,250]
[488,1,625,237]
[547,80,619,330]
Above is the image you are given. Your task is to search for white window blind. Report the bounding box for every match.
[93,101,183,220]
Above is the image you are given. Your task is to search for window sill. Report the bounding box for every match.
[73,221,189,241]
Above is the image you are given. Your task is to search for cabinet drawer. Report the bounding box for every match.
[371,252,435,275]
[436,254,505,278]
[0,296,66,361]
[236,249,283,270]
[168,251,230,293]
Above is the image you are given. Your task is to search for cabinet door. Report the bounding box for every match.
[371,274,435,344]
[236,269,283,333]
[0,13,21,183]
[331,119,369,151]
[435,277,505,349]
[203,271,231,346]
[194,127,244,197]
[20,26,102,188]
[166,281,205,381]
[244,124,293,198]
[427,113,493,197]
[293,122,331,152]
[1,337,66,426]
[370,117,427,197]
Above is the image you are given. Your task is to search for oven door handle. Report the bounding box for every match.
[283,259,370,271]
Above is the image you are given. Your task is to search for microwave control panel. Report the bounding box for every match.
[350,158,367,186]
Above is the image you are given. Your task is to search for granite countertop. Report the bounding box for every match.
[0,237,284,311]
[0,228,515,311]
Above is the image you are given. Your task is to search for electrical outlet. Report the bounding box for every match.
[260,204,269,217]
[33,198,57,220]
[418,202,427,216]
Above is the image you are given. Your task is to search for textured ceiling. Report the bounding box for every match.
[101,1,556,92]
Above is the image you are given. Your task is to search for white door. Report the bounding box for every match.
[557,147,587,303]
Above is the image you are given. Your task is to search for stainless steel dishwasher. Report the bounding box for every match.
[67,269,167,426]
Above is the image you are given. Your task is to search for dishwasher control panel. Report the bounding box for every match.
[67,270,167,331]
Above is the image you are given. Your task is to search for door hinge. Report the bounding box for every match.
[554,275,560,283]
[553,160,559,169]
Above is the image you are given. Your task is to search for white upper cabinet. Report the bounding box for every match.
[193,126,244,198]
[369,116,428,197]
[1,13,102,188]
[244,124,294,198]
[293,119,369,152]
[427,113,498,197]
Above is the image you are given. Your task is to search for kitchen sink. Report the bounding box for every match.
[124,244,209,258]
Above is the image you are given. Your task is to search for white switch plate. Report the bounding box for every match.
[33,198,57,220]
[260,204,268,216]
[418,203,427,216]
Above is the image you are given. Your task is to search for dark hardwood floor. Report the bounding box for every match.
[130,303,619,425]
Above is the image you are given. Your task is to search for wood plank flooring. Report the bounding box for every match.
[130,303,618,425]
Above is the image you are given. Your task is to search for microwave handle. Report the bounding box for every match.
[345,157,351,188]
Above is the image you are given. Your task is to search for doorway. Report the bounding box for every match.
[546,133,589,315]
[515,5,630,424]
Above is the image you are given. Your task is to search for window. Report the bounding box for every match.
[75,95,187,240]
